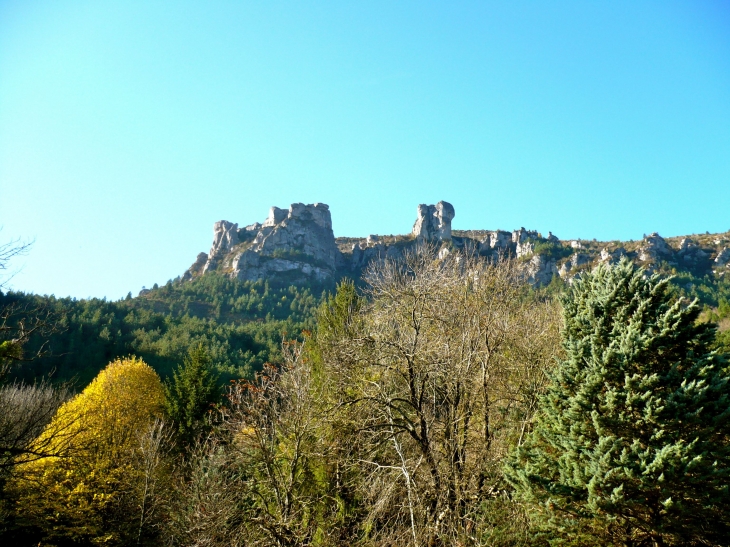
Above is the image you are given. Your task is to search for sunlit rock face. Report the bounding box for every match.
[202,221,240,274]
[412,201,455,242]
[183,201,730,288]
[199,203,340,284]
[638,232,673,262]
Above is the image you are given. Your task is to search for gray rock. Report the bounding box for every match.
[516,240,534,259]
[183,252,209,281]
[479,230,512,255]
[600,247,626,263]
[571,253,591,268]
[412,201,455,241]
[512,227,538,244]
[677,238,709,266]
[201,203,340,283]
[262,207,288,227]
[638,233,672,262]
[715,247,730,267]
[524,254,558,285]
[203,221,240,273]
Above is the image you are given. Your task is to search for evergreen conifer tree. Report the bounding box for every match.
[164,343,219,447]
[505,258,730,546]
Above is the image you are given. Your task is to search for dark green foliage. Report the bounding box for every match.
[656,263,730,308]
[718,298,730,319]
[1,273,323,389]
[164,344,220,447]
[505,258,730,546]
[531,238,572,262]
[716,329,730,355]
[316,278,362,344]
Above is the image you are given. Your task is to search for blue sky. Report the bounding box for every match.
[1,1,729,299]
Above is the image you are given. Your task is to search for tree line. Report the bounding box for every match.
[1,249,730,545]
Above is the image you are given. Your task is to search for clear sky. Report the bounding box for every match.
[1,1,729,300]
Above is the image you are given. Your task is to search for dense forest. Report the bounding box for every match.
[2,244,730,546]
[1,273,324,387]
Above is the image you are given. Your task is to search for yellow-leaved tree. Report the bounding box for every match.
[8,356,168,546]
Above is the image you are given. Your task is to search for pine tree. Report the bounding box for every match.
[164,343,219,447]
[505,258,730,546]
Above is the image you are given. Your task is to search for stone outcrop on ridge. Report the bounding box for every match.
[189,203,339,284]
[184,200,730,287]
[412,201,455,241]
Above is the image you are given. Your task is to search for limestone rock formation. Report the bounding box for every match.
[525,254,558,285]
[197,203,339,284]
[203,221,240,273]
[676,238,710,268]
[600,247,626,263]
[715,248,730,267]
[181,200,730,290]
[183,252,208,281]
[638,233,672,262]
[412,201,455,241]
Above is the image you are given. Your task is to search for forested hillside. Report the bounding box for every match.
[3,250,730,546]
[1,273,325,387]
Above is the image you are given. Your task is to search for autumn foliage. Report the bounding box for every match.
[8,356,166,545]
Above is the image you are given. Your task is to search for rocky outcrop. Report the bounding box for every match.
[203,221,240,273]
[525,255,558,285]
[480,231,512,252]
[600,247,626,263]
[715,248,730,267]
[196,203,340,284]
[558,252,592,279]
[412,201,455,241]
[676,238,710,269]
[182,200,730,290]
[638,233,672,262]
[183,252,208,281]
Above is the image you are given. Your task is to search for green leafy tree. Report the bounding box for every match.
[164,344,220,447]
[315,278,362,346]
[505,258,730,546]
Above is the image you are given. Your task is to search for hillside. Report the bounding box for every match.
[2,273,325,387]
[4,200,730,389]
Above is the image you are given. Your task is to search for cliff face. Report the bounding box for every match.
[184,203,339,284]
[185,201,730,286]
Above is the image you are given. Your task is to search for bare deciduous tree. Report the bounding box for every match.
[0,379,73,476]
[221,341,338,547]
[134,417,173,545]
[165,438,245,547]
[0,235,32,290]
[317,248,561,546]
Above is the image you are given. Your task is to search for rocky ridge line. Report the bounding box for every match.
[183,201,730,287]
